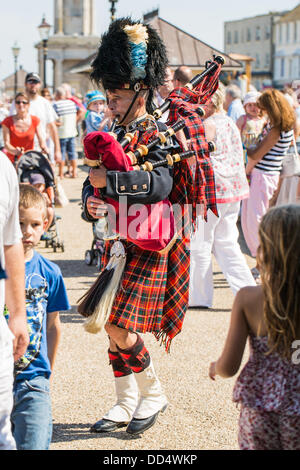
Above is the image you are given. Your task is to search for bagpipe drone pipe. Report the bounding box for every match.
[77,55,224,333]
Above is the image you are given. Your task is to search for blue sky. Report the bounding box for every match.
[0,0,299,83]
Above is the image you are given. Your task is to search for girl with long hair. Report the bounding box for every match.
[209,204,300,450]
[241,89,296,270]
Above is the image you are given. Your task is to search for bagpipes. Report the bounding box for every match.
[153,55,224,120]
[78,55,224,333]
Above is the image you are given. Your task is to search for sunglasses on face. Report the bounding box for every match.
[26,80,39,84]
[16,100,29,105]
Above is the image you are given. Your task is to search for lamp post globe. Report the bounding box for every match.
[38,15,51,88]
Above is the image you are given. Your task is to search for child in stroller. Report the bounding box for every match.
[17,150,65,252]
[27,172,54,230]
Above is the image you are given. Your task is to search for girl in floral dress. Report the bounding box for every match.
[209,204,300,450]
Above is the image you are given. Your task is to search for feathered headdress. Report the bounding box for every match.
[90,18,168,93]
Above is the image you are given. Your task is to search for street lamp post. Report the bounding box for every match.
[12,42,20,96]
[109,0,118,23]
[38,16,51,88]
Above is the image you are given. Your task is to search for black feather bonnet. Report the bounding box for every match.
[90,18,168,92]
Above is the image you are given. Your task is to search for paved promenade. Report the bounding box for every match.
[42,163,255,450]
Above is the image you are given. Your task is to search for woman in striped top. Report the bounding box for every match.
[241,88,295,261]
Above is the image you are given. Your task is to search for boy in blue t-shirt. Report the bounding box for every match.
[4,184,70,450]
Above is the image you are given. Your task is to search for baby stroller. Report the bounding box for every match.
[84,217,106,269]
[17,150,65,252]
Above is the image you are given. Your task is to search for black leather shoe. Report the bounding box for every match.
[90,418,128,433]
[126,405,168,435]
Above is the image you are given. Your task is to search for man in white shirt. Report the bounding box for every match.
[0,153,29,450]
[10,73,61,164]
[53,87,78,178]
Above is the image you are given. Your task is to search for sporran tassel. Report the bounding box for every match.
[77,241,126,334]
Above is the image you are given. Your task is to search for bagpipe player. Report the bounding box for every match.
[80,18,210,436]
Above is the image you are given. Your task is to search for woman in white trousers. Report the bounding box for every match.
[189,84,256,308]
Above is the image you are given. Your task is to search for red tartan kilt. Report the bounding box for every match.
[107,241,168,333]
[104,237,189,344]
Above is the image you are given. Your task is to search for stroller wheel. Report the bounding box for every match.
[85,250,94,265]
[61,242,65,252]
[95,252,102,270]
[53,241,57,252]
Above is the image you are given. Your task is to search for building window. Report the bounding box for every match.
[265,25,271,39]
[289,59,293,78]
[279,24,282,44]
[287,23,290,43]
[71,0,82,16]
[265,53,270,67]
[247,28,251,42]
[254,80,260,90]
[281,58,285,77]
[227,31,232,44]
[256,26,261,40]
[234,31,239,43]
[294,22,297,42]
[255,54,260,69]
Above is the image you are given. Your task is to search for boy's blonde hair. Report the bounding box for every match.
[258,204,300,359]
[19,184,47,219]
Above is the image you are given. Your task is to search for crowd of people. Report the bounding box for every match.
[0,18,300,452]
[0,72,111,178]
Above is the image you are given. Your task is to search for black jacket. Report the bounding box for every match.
[82,122,179,222]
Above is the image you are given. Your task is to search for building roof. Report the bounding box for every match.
[2,68,28,87]
[68,53,95,74]
[1,67,28,97]
[224,10,288,25]
[144,11,241,70]
[279,3,300,22]
[70,10,242,74]
[278,3,300,23]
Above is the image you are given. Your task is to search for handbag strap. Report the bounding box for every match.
[292,131,299,155]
